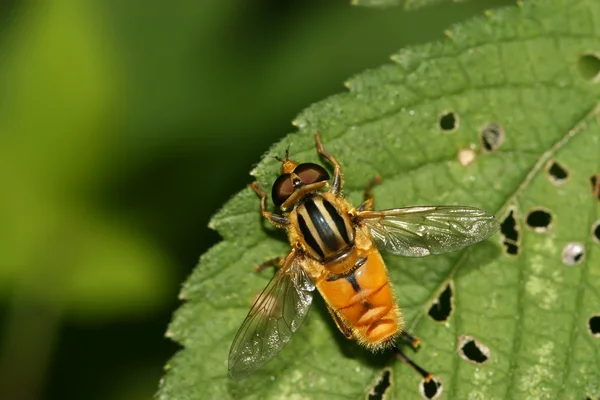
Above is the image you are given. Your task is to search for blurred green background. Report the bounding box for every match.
[0,1,514,399]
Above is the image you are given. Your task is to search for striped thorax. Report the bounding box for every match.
[293,194,355,261]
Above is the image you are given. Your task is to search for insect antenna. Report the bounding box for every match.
[273,144,292,163]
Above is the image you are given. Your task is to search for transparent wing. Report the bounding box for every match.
[359,206,499,257]
[228,254,315,380]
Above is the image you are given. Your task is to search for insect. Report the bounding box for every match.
[228,131,499,380]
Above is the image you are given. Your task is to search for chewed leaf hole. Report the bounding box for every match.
[419,377,442,400]
[578,53,600,81]
[500,208,519,255]
[480,122,504,152]
[525,208,552,232]
[591,174,600,202]
[588,314,600,337]
[562,242,585,266]
[439,111,458,132]
[458,335,490,365]
[367,368,391,400]
[428,282,453,322]
[545,160,569,185]
[593,220,600,245]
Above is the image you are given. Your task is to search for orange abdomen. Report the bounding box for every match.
[316,245,402,349]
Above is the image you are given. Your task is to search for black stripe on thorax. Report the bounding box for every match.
[303,198,339,252]
[297,214,325,259]
[322,199,350,244]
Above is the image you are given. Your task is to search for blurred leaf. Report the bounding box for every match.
[102,0,514,146]
[353,0,471,10]
[0,1,171,318]
[157,0,600,398]
[59,211,173,319]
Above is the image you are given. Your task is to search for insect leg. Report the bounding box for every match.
[314,131,343,195]
[393,346,433,382]
[254,257,283,273]
[250,181,289,227]
[357,175,382,212]
[399,330,421,350]
[325,304,353,339]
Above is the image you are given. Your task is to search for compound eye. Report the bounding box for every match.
[272,173,293,207]
[294,163,329,185]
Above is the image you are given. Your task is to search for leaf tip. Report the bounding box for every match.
[178,289,188,300]
[207,218,217,230]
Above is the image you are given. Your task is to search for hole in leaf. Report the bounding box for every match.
[578,53,600,81]
[591,174,600,202]
[439,111,458,132]
[500,208,519,255]
[428,282,453,322]
[588,314,600,337]
[504,242,518,255]
[419,377,442,400]
[480,122,504,152]
[457,147,476,166]
[367,368,391,400]
[458,335,490,365]
[545,160,569,185]
[593,220,600,245]
[562,242,585,266]
[525,208,552,232]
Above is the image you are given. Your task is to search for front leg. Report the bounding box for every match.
[314,131,343,196]
[254,257,283,273]
[250,181,289,227]
[357,175,382,212]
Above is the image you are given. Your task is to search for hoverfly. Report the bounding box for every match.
[228,131,499,380]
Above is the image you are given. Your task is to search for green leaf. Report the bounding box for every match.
[158,0,600,398]
[0,1,171,318]
[353,0,471,10]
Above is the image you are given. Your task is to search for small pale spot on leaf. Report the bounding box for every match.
[561,242,585,266]
[520,342,555,399]
[457,147,476,166]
